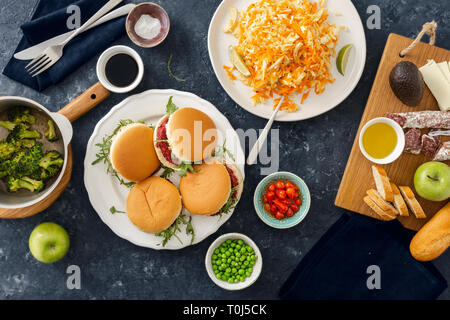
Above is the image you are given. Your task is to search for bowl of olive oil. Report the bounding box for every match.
[359,117,405,164]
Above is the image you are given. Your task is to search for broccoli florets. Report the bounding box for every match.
[8,142,44,179]
[39,151,63,171]
[0,141,15,160]
[8,107,36,125]
[44,120,58,142]
[7,176,44,192]
[0,121,16,131]
[8,123,41,140]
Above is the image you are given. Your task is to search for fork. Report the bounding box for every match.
[26,0,123,77]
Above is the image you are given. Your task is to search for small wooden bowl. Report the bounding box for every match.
[126,2,170,48]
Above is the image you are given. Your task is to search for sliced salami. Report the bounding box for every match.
[404,128,422,154]
[433,141,450,161]
[386,111,450,129]
[421,134,441,157]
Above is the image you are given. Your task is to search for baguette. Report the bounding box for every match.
[399,186,426,219]
[371,165,393,202]
[363,196,397,221]
[390,183,409,217]
[410,202,450,261]
[366,189,399,217]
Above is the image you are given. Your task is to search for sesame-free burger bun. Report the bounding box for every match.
[179,162,231,216]
[166,108,218,163]
[127,177,182,233]
[110,123,160,182]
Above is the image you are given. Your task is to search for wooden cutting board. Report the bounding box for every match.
[335,33,450,231]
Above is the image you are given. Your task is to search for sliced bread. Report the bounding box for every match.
[363,196,397,221]
[371,165,393,202]
[366,189,399,217]
[390,183,409,217]
[399,186,426,219]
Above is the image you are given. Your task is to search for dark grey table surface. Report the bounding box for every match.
[0,0,449,300]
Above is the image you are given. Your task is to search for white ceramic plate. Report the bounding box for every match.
[84,89,245,250]
[208,0,367,121]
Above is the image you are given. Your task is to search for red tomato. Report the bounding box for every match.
[286,187,296,199]
[268,183,276,192]
[266,191,275,201]
[295,198,302,205]
[263,195,268,203]
[275,211,285,220]
[290,204,299,212]
[276,181,285,189]
[285,181,295,189]
[276,189,286,199]
[294,192,299,199]
[264,204,271,212]
[273,199,288,213]
[270,205,277,214]
[286,208,294,217]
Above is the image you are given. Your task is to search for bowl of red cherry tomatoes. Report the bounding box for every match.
[253,172,311,229]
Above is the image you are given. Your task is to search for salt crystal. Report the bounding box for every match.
[134,14,161,40]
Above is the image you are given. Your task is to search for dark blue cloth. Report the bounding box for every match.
[279,213,447,300]
[3,0,127,92]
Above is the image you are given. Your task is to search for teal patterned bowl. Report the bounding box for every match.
[253,172,311,229]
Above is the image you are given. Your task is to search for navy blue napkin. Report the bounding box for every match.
[3,0,127,92]
[279,213,447,300]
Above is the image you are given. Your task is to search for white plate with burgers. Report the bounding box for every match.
[84,89,245,250]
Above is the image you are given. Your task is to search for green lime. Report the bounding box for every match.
[336,44,353,76]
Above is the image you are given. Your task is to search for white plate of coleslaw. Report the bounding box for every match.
[208,0,366,121]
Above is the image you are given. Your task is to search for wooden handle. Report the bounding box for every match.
[58,82,110,122]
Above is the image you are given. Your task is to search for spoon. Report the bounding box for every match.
[246,96,285,165]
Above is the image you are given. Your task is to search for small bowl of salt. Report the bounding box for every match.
[126,2,170,48]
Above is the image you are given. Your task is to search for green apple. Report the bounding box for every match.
[414,161,450,201]
[29,222,70,263]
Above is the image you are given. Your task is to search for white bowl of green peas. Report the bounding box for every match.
[205,233,262,290]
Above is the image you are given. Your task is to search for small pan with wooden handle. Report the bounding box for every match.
[0,81,110,218]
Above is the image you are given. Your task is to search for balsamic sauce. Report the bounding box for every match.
[105,53,139,88]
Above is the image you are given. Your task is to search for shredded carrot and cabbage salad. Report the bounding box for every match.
[223,0,342,112]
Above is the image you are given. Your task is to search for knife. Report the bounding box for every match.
[14,3,135,61]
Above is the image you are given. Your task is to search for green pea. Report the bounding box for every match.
[238,239,244,245]
[236,245,241,250]
[236,252,241,258]
[248,267,253,273]
[238,269,244,275]
[230,243,236,247]
[232,268,237,274]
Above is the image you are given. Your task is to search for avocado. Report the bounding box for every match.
[389,61,423,106]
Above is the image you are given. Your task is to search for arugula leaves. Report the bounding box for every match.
[166,96,179,116]
[214,139,236,162]
[160,166,175,179]
[92,119,136,188]
[217,186,239,217]
[167,54,186,82]
[177,162,196,177]
[156,214,195,247]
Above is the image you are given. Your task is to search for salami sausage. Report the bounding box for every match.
[433,141,450,161]
[421,134,441,157]
[386,111,450,129]
[404,128,422,154]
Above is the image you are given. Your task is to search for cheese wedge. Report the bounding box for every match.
[419,60,450,111]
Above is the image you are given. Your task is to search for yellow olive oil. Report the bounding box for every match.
[362,122,397,159]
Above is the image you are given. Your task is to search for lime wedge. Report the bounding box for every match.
[336,44,353,76]
[228,45,250,77]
